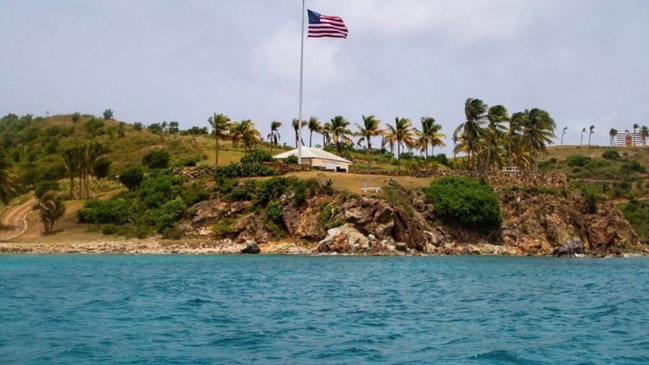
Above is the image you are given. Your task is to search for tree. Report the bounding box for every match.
[0,150,16,205]
[329,115,353,156]
[561,126,567,146]
[39,190,66,234]
[454,98,487,171]
[82,142,108,198]
[119,166,144,191]
[292,119,306,147]
[355,115,384,168]
[230,119,261,153]
[61,145,84,199]
[208,113,231,166]
[483,105,508,174]
[307,116,321,147]
[609,128,618,146]
[142,149,170,170]
[588,125,595,147]
[321,122,332,148]
[267,121,282,155]
[641,126,649,146]
[515,108,556,170]
[384,117,416,172]
[416,117,446,160]
[168,121,180,134]
[580,127,586,146]
[103,109,113,120]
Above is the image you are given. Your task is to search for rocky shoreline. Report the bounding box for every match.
[1,235,645,257]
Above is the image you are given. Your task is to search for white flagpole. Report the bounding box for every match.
[298,0,305,165]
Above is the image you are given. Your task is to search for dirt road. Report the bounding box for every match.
[0,199,35,241]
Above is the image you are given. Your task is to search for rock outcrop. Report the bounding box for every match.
[180,183,648,257]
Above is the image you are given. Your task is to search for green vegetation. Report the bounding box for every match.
[425,176,502,231]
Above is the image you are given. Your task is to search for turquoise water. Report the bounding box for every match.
[1,255,648,364]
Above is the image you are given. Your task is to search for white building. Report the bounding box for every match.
[273,147,352,172]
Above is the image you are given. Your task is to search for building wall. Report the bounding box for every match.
[309,157,349,171]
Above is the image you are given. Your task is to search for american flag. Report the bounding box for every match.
[307,9,348,39]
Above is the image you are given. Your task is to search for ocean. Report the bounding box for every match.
[1,255,648,364]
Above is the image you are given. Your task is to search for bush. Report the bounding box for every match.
[566,154,591,167]
[602,149,620,160]
[240,149,272,164]
[77,198,130,225]
[214,162,277,178]
[119,166,144,191]
[93,156,112,179]
[142,149,170,170]
[257,177,290,206]
[424,176,502,231]
[285,155,298,164]
[621,160,646,173]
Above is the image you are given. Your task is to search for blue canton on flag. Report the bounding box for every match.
[307,9,348,39]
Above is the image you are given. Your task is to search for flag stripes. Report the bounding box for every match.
[307,9,348,39]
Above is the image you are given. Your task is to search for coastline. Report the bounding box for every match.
[2,238,645,257]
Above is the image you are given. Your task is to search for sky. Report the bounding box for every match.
[2,0,649,155]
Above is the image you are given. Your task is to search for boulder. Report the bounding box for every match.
[241,240,261,254]
[552,238,584,257]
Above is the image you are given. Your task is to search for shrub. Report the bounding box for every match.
[257,177,290,206]
[142,149,170,170]
[77,198,130,225]
[212,218,234,238]
[93,156,112,179]
[240,149,272,164]
[602,149,620,160]
[214,162,277,178]
[285,155,298,164]
[424,176,502,231]
[102,224,118,235]
[621,160,646,173]
[228,179,258,202]
[566,154,591,167]
[119,166,144,191]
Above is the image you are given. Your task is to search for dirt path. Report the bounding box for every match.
[0,199,35,241]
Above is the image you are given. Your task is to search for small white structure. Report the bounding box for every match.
[273,147,352,172]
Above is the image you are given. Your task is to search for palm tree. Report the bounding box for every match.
[455,98,487,171]
[384,117,416,172]
[416,117,446,160]
[609,128,618,146]
[329,116,353,156]
[292,119,306,148]
[307,116,321,147]
[61,145,84,199]
[321,122,332,148]
[39,190,66,234]
[208,113,231,166]
[642,126,649,146]
[267,121,282,155]
[516,108,556,170]
[588,125,595,147]
[484,105,508,174]
[561,126,567,146]
[633,123,639,145]
[580,127,586,146]
[505,115,523,167]
[230,120,262,153]
[82,142,107,199]
[0,150,16,205]
[355,115,384,168]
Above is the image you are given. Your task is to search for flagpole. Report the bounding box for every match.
[298,0,305,165]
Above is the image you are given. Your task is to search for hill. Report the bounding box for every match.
[1,113,649,255]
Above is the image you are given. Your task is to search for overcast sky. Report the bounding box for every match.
[2,0,648,154]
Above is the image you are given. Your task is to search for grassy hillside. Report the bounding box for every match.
[3,113,649,243]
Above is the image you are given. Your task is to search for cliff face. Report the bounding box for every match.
[181,182,648,257]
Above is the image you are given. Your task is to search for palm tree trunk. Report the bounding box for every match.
[215,133,219,166]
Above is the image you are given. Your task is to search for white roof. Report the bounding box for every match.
[273,147,352,164]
